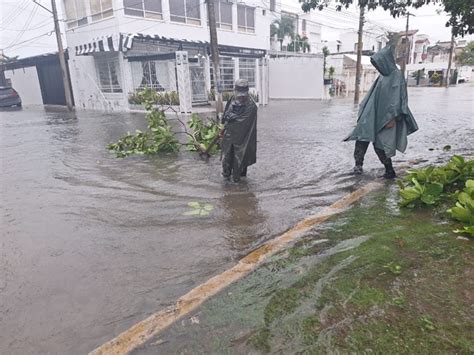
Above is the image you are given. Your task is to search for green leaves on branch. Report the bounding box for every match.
[187,114,222,155]
[128,89,180,106]
[107,104,179,158]
[300,0,474,37]
[397,156,474,237]
[108,88,221,158]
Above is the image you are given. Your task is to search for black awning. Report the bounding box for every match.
[126,52,176,62]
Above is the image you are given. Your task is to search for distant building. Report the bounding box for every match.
[396,29,419,65]
[412,35,430,64]
[427,41,453,63]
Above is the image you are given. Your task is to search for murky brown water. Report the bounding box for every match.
[1,86,472,354]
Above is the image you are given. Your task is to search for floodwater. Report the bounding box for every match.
[0,86,472,354]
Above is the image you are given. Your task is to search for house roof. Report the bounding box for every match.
[344,54,373,68]
[397,29,419,36]
[3,51,67,70]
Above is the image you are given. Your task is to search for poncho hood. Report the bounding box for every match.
[345,46,418,158]
[370,45,397,76]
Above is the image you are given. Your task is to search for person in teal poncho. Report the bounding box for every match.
[345,45,419,179]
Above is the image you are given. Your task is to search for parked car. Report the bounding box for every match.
[0,86,22,107]
[457,76,469,83]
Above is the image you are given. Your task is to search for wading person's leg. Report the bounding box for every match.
[373,146,396,179]
[353,141,370,174]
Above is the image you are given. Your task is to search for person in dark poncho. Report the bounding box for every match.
[345,45,419,179]
[221,79,258,183]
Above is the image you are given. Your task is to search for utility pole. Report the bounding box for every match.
[354,2,365,104]
[445,31,455,88]
[206,0,223,115]
[401,12,414,80]
[34,0,74,110]
[51,0,73,111]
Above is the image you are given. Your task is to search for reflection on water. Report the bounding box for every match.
[219,186,268,257]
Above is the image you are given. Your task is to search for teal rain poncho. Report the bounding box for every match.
[221,97,258,172]
[345,46,419,158]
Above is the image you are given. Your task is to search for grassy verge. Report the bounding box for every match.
[135,185,474,354]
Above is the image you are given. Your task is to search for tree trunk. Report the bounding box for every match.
[445,31,455,88]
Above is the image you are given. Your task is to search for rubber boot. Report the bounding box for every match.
[383,163,396,179]
[352,165,363,175]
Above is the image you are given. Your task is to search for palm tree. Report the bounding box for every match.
[288,35,311,53]
[271,16,295,51]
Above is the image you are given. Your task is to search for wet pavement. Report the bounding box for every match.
[0,86,473,354]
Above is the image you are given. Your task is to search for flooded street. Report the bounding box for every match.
[0,86,472,354]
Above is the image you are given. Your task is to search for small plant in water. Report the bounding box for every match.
[183,202,214,217]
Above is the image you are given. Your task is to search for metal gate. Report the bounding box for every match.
[189,60,208,103]
[36,60,68,105]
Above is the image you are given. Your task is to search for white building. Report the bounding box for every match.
[412,34,430,64]
[62,0,274,111]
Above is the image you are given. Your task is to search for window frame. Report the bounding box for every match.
[64,0,88,29]
[237,4,255,33]
[210,57,235,91]
[124,0,163,20]
[95,55,122,93]
[169,0,201,25]
[238,58,256,87]
[214,0,233,30]
[132,60,170,92]
[90,0,114,22]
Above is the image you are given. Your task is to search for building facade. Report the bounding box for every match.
[63,0,273,111]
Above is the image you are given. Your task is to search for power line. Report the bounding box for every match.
[3,31,54,50]
[0,17,52,32]
[6,4,39,48]
[0,0,31,28]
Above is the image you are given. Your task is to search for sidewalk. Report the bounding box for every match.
[132,184,474,354]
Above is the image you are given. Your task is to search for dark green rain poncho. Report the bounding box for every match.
[221,96,258,175]
[345,46,418,158]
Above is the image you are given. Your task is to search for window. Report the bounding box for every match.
[169,0,201,25]
[95,55,122,93]
[90,0,113,22]
[210,57,234,91]
[237,5,255,33]
[124,0,162,19]
[212,0,232,30]
[239,58,255,87]
[270,0,275,12]
[131,61,170,91]
[63,0,88,28]
[302,19,306,32]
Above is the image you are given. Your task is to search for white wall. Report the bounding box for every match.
[268,55,323,99]
[64,0,272,51]
[5,67,43,105]
[339,31,385,53]
[68,52,129,111]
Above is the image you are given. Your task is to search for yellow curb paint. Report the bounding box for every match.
[90,181,382,355]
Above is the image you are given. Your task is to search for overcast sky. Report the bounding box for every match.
[1,0,472,59]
